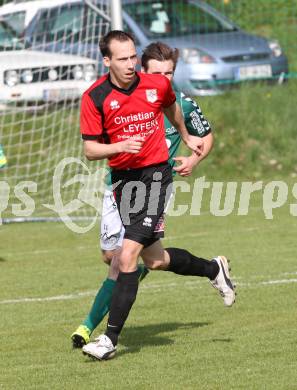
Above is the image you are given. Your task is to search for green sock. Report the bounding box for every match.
[82,265,149,333]
[83,278,116,333]
[137,263,149,282]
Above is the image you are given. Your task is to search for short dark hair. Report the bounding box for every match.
[99,30,136,58]
[141,42,179,71]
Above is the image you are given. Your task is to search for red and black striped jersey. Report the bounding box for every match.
[80,72,176,169]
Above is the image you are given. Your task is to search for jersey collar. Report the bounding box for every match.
[107,72,140,95]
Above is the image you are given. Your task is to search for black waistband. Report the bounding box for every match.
[112,160,168,173]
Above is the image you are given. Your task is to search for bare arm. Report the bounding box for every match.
[163,102,204,154]
[83,139,143,161]
[191,132,214,164]
[174,132,214,176]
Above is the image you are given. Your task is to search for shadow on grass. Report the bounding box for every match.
[0,257,6,262]
[211,338,232,343]
[116,321,210,357]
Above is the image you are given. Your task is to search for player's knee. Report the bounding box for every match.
[145,260,167,271]
[101,249,115,265]
[120,247,138,261]
[119,248,138,271]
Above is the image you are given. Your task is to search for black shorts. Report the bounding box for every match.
[111,162,172,247]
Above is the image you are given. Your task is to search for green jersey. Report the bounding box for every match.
[104,91,211,186]
[165,91,211,174]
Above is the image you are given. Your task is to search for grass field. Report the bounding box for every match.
[1,186,297,389]
[1,2,297,387]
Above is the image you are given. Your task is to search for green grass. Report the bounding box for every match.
[194,81,297,179]
[1,185,297,389]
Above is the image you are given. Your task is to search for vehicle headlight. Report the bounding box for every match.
[84,64,96,82]
[5,70,19,87]
[72,65,83,80]
[48,68,58,81]
[181,48,215,64]
[21,69,33,83]
[269,40,282,57]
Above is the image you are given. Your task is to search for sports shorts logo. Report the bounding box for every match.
[146,89,158,103]
[154,214,165,233]
[143,217,152,227]
[110,100,120,110]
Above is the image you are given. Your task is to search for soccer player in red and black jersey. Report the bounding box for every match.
[80,31,234,360]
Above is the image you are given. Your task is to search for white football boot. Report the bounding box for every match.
[210,256,235,307]
[82,334,116,360]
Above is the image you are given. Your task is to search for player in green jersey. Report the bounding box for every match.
[0,144,7,169]
[71,42,234,351]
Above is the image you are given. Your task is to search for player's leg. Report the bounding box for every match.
[82,164,172,360]
[82,238,143,360]
[102,163,172,347]
[165,248,235,306]
[71,189,123,348]
[141,240,235,307]
[141,240,218,278]
[71,248,148,348]
[72,190,149,348]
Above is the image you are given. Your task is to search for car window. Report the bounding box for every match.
[32,4,84,44]
[124,0,235,38]
[0,20,24,50]
[1,11,26,35]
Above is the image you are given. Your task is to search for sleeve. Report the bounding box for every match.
[161,76,176,108]
[180,92,212,137]
[80,92,103,141]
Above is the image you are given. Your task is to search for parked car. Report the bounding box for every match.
[2,0,289,96]
[0,0,70,35]
[0,19,97,103]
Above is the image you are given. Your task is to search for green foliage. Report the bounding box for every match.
[190,80,297,180]
[205,0,297,30]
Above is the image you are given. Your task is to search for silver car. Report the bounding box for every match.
[23,0,288,96]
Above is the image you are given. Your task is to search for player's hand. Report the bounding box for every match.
[173,156,195,177]
[185,135,204,156]
[116,138,144,154]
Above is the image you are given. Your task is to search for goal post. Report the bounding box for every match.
[110,0,123,30]
[0,0,126,226]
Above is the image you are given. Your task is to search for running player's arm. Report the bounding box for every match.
[163,102,204,156]
[160,77,203,155]
[174,95,214,176]
[182,94,213,164]
[173,133,213,176]
[83,139,143,161]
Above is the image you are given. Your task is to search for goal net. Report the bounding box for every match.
[0,0,112,226]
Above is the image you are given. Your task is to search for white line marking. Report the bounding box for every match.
[1,276,297,305]
[0,291,97,304]
[261,278,297,285]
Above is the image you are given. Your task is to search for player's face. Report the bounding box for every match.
[103,39,138,88]
[143,59,175,83]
